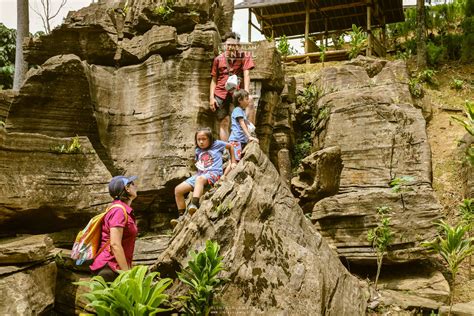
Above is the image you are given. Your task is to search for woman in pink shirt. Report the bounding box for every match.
[90,175,139,282]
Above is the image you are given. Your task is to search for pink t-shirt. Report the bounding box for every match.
[90,200,138,272]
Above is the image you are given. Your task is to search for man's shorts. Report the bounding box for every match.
[214,95,233,121]
[185,172,221,188]
[229,141,246,161]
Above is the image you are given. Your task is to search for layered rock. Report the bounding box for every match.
[153,143,368,315]
[0,235,57,315]
[304,56,442,263]
[0,133,111,234]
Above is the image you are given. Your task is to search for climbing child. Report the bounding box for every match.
[224,89,259,176]
[171,127,236,227]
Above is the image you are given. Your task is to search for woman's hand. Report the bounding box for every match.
[209,99,217,111]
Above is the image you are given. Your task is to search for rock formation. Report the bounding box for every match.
[292,56,444,264]
[153,143,368,315]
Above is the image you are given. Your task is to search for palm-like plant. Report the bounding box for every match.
[347,24,367,59]
[422,220,474,314]
[75,265,173,315]
[177,240,225,316]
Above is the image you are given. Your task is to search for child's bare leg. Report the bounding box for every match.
[193,176,208,199]
[223,164,231,176]
[175,182,193,210]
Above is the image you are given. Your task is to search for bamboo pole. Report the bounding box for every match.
[305,0,310,63]
[248,9,252,42]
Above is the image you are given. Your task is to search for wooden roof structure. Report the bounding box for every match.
[235,0,404,39]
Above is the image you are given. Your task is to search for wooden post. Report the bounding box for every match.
[325,17,328,47]
[367,3,372,57]
[305,0,310,63]
[382,15,386,56]
[248,9,252,42]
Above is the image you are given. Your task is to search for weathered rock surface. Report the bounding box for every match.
[0,133,111,234]
[378,289,443,311]
[291,146,343,212]
[153,143,368,315]
[378,268,450,303]
[53,267,91,315]
[0,234,54,264]
[439,301,474,315]
[0,262,57,315]
[308,57,442,263]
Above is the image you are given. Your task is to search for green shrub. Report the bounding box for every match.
[51,136,82,154]
[461,17,474,62]
[422,220,474,314]
[292,132,312,170]
[426,41,447,66]
[347,24,367,59]
[154,0,174,20]
[460,198,474,225]
[177,240,225,316]
[452,100,474,165]
[277,35,296,57]
[367,206,394,289]
[409,78,424,98]
[75,266,173,315]
[418,69,438,86]
[451,78,464,90]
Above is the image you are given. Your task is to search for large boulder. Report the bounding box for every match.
[307,57,442,263]
[0,262,57,315]
[153,143,368,315]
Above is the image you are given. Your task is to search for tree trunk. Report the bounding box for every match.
[416,0,427,69]
[13,0,29,91]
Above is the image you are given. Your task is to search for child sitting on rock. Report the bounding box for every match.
[171,127,236,227]
[224,89,259,176]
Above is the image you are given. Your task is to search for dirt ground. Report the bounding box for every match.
[422,61,474,303]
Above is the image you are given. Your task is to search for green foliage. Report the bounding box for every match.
[51,136,82,154]
[154,0,174,20]
[422,220,474,310]
[0,121,5,127]
[451,78,465,90]
[177,240,225,316]
[367,206,394,289]
[427,42,447,66]
[390,176,415,193]
[213,201,232,216]
[459,198,474,225]
[461,16,474,62]
[395,49,412,60]
[277,35,296,57]
[409,78,424,98]
[75,265,173,315]
[292,132,312,170]
[319,43,327,65]
[0,23,15,90]
[418,69,438,86]
[346,24,367,59]
[452,100,474,165]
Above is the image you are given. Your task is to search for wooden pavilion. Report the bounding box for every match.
[235,0,405,61]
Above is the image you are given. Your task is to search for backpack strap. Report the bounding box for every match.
[96,203,128,257]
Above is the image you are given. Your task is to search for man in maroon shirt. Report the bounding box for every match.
[210,32,255,141]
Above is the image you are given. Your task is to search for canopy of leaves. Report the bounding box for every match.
[0,23,15,90]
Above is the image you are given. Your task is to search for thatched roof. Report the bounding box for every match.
[235,0,405,38]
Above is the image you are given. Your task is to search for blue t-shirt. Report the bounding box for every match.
[195,140,227,175]
[229,107,248,143]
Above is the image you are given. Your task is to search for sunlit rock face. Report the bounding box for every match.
[153,143,368,315]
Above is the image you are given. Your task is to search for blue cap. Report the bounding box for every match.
[108,175,137,199]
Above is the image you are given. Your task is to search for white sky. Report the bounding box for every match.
[0,0,419,52]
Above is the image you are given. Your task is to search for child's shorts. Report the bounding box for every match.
[185,172,221,188]
[229,141,247,161]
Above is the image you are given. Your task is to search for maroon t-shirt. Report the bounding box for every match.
[90,201,138,272]
[211,52,255,100]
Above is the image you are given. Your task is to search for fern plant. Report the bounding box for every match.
[75,265,173,316]
[177,240,225,316]
[422,220,474,315]
[367,206,394,289]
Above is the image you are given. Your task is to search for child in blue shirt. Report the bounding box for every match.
[224,89,259,176]
[171,127,236,227]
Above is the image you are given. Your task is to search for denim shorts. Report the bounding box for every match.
[185,172,221,188]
